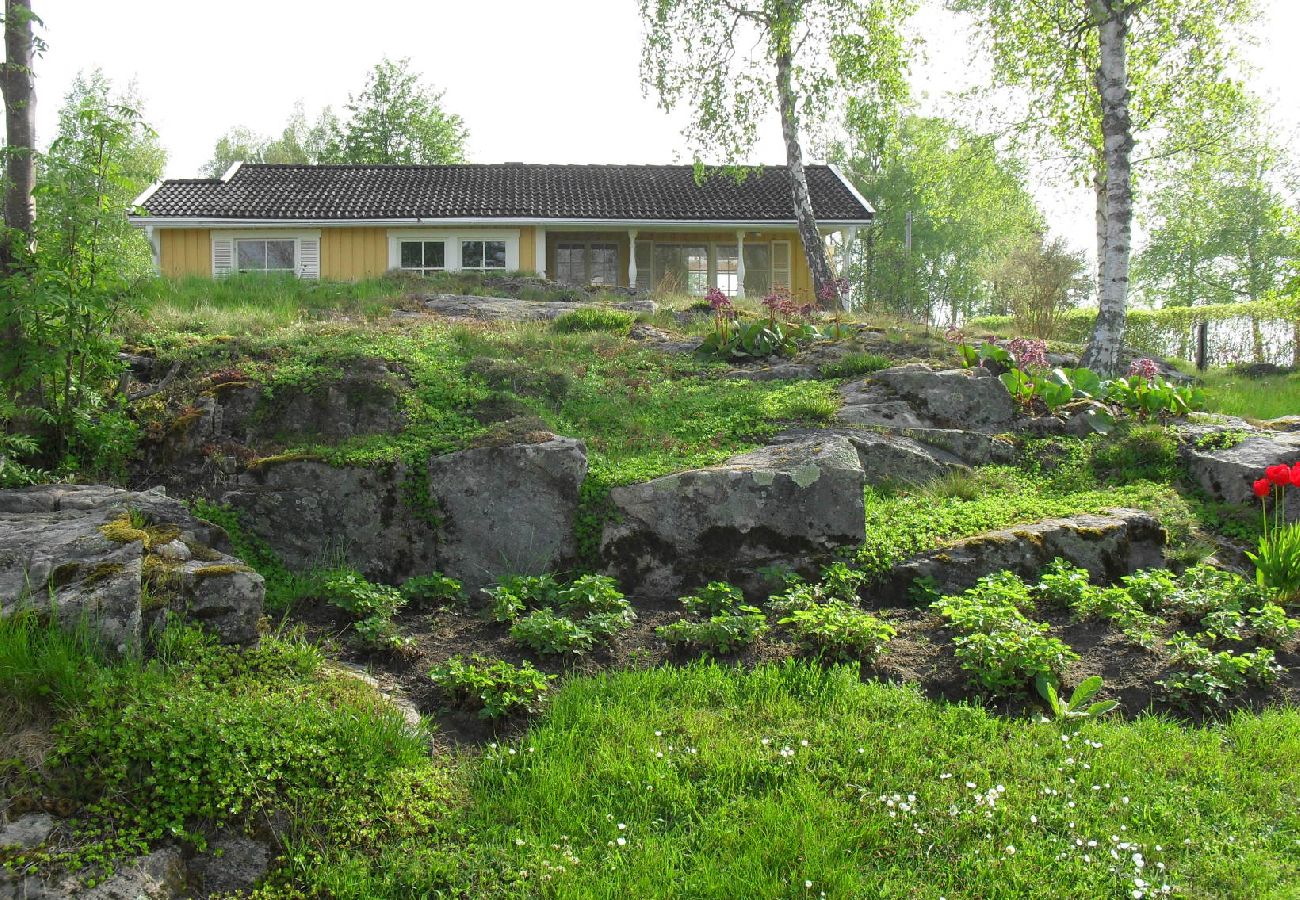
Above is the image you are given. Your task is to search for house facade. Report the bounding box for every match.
[129,162,874,300]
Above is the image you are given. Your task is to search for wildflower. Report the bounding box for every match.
[705,287,732,313]
[1008,338,1049,370]
[617,837,627,847]
[944,325,965,345]
[1126,357,1161,382]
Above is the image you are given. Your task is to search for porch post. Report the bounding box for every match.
[735,230,746,298]
[535,226,547,278]
[627,229,638,288]
[842,227,858,277]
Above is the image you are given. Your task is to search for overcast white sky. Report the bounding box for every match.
[28,0,1300,254]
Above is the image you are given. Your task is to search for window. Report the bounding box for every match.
[462,239,507,270]
[742,244,772,297]
[651,244,709,294]
[715,245,740,296]
[399,240,446,274]
[236,238,295,273]
[590,243,618,286]
[556,242,620,287]
[772,241,791,290]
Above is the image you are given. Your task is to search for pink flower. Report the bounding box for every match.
[761,288,797,319]
[944,326,966,345]
[1007,338,1049,370]
[1127,358,1161,382]
[705,287,732,313]
[817,278,850,305]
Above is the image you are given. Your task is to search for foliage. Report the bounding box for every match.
[400,573,465,606]
[550,307,637,335]
[990,233,1091,339]
[969,297,1299,369]
[189,500,316,612]
[491,574,635,654]
[841,114,1047,322]
[932,572,1079,694]
[657,581,768,654]
[510,608,597,656]
[319,567,412,654]
[0,610,106,719]
[1034,674,1118,722]
[696,308,822,361]
[1160,632,1280,708]
[42,624,445,872]
[428,655,554,719]
[1,76,162,476]
[778,600,895,663]
[201,58,465,173]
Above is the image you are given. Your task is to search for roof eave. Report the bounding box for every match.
[128,215,874,229]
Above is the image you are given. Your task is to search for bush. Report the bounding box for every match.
[400,573,464,606]
[779,600,895,663]
[429,655,554,719]
[1160,632,1280,707]
[551,307,637,334]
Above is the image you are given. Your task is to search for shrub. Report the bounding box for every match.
[482,574,560,623]
[779,600,895,663]
[510,608,595,655]
[400,573,464,606]
[551,307,637,335]
[429,655,554,719]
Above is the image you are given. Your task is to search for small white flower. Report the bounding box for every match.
[618,823,626,830]
[1005,845,1015,855]
[805,880,813,889]
[617,837,627,846]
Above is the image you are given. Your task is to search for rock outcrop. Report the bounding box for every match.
[1181,430,1300,523]
[422,294,654,322]
[876,508,1167,604]
[601,435,867,599]
[221,437,588,592]
[0,485,263,652]
[837,364,1016,433]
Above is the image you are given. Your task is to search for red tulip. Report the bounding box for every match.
[1291,462,1300,486]
[1254,477,1272,499]
[1266,464,1292,486]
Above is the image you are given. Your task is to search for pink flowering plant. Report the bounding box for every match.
[697,287,824,361]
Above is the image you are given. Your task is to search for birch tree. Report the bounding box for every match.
[1,0,39,393]
[639,0,914,307]
[950,0,1255,372]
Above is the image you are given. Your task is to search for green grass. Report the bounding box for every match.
[304,661,1300,898]
[550,307,638,335]
[1196,368,1300,421]
[129,274,410,339]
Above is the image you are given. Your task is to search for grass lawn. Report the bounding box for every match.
[1195,368,1300,422]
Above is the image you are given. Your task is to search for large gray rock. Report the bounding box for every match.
[772,428,967,486]
[221,437,588,591]
[188,833,272,897]
[601,435,866,599]
[837,381,938,429]
[0,486,263,653]
[877,508,1167,604]
[1,847,188,900]
[1181,431,1300,523]
[0,813,55,850]
[863,364,1016,431]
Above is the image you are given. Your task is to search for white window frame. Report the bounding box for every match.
[636,239,792,296]
[397,238,449,275]
[555,240,620,287]
[211,230,321,279]
[386,230,520,273]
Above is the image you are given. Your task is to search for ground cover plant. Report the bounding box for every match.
[656,581,769,654]
[483,573,636,654]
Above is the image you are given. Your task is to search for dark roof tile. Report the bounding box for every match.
[137,163,872,223]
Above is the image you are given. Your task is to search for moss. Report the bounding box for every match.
[169,407,205,435]
[208,380,257,397]
[47,562,82,589]
[192,564,255,577]
[100,515,149,545]
[84,562,126,587]
[247,451,322,470]
[99,515,180,550]
[184,541,224,562]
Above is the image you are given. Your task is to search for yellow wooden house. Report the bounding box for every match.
[129,162,874,300]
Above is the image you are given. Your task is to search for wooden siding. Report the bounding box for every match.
[159,228,211,278]
[321,227,387,280]
[517,226,536,275]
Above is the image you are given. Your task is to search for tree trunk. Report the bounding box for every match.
[774,46,836,308]
[1080,2,1134,375]
[1,0,36,273]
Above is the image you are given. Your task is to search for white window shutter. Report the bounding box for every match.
[298,237,320,280]
[212,238,234,277]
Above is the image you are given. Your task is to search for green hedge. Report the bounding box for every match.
[969,297,1299,367]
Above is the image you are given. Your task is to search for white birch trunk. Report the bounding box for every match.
[1080,2,1134,374]
[775,47,836,307]
[1,0,37,273]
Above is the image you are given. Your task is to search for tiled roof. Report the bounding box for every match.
[135,163,873,223]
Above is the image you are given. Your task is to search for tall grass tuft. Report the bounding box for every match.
[0,611,109,717]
